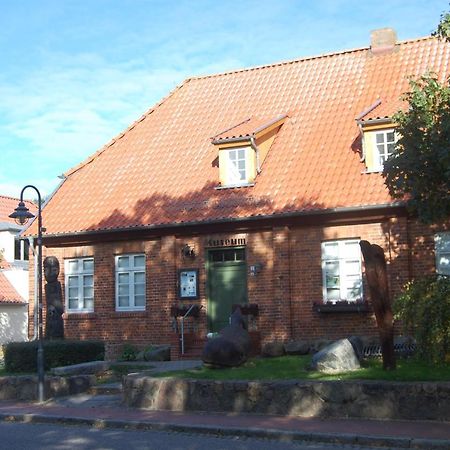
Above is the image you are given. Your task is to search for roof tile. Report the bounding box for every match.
[29,37,450,236]
[0,272,26,304]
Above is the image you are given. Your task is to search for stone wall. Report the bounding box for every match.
[0,374,95,401]
[123,375,450,421]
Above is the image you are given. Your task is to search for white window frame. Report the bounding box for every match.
[321,239,363,303]
[373,129,396,170]
[64,257,94,313]
[224,147,248,186]
[435,232,450,276]
[115,254,146,311]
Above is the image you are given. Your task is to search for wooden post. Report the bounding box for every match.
[359,240,396,370]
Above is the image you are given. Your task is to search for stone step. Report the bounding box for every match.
[90,382,122,395]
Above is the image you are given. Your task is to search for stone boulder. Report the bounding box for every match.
[262,341,285,357]
[310,339,332,354]
[143,345,171,361]
[310,339,360,373]
[348,336,364,360]
[202,308,250,367]
[284,340,310,355]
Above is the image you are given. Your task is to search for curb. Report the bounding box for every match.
[0,412,449,449]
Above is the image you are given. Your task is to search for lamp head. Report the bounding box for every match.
[9,201,35,225]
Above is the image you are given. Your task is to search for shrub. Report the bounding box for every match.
[120,343,138,361]
[393,275,450,364]
[3,340,105,373]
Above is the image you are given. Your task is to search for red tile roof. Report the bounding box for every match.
[32,36,450,237]
[0,272,26,304]
[0,195,37,225]
[212,115,286,142]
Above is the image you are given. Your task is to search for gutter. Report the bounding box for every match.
[35,202,407,240]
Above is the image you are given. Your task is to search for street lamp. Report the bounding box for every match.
[9,185,45,403]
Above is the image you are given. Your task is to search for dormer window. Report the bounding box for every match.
[226,148,248,185]
[374,129,395,170]
[212,115,287,188]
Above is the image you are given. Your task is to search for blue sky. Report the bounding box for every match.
[1,0,448,198]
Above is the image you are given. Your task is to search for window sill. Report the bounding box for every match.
[115,309,147,317]
[63,312,96,319]
[313,302,370,313]
[215,183,255,190]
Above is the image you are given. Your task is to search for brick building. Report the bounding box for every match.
[25,30,449,359]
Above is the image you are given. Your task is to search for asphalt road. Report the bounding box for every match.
[0,422,406,450]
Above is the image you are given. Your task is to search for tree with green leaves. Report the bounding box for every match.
[383,12,450,224]
[383,73,450,223]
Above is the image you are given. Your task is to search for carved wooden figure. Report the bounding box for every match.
[359,240,396,370]
[44,256,64,339]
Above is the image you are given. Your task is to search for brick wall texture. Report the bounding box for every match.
[28,216,449,359]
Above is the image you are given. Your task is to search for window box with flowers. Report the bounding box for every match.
[313,299,370,313]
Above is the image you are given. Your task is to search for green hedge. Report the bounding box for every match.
[3,340,105,373]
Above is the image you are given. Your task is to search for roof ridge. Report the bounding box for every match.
[64,78,194,178]
[188,35,436,82]
[0,194,35,205]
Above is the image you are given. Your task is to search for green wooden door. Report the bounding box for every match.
[207,248,247,333]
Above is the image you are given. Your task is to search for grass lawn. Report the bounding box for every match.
[152,356,450,382]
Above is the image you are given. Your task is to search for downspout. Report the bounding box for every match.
[27,236,38,341]
[250,136,261,173]
[358,123,366,163]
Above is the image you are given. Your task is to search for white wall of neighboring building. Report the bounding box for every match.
[3,270,29,301]
[0,229,16,262]
[0,304,28,344]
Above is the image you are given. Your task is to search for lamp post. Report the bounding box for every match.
[9,185,45,403]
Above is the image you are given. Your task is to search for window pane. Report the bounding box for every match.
[68,260,78,274]
[117,256,129,268]
[134,272,145,283]
[118,296,129,307]
[436,233,450,252]
[237,149,245,159]
[325,260,339,275]
[135,295,145,307]
[211,251,223,262]
[386,131,395,142]
[68,287,78,298]
[134,283,145,295]
[438,253,450,275]
[84,275,93,287]
[68,276,78,287]
[238,160,245,170]
[118,285,129,296]
[344,241,360,258]
[23,240,29,260]
[134,255,145,268]
[118,273,129,284]
[235,248,245,261]
[376,133,385,144]
[323,243,338,258]
[83,259,94,272]
[68,298,78,309]
[83,286,93,298]
[14,239,20,260]
[326,289,340,301]
[345,260,360,275]
[84,298,94,310]
[224,249,234,261]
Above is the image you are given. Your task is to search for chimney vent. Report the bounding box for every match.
[370,28,397,55]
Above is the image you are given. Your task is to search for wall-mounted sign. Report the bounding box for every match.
[178,269,199,299]
[205,236,246,248]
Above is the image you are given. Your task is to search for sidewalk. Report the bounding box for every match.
[0,398,449,449]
